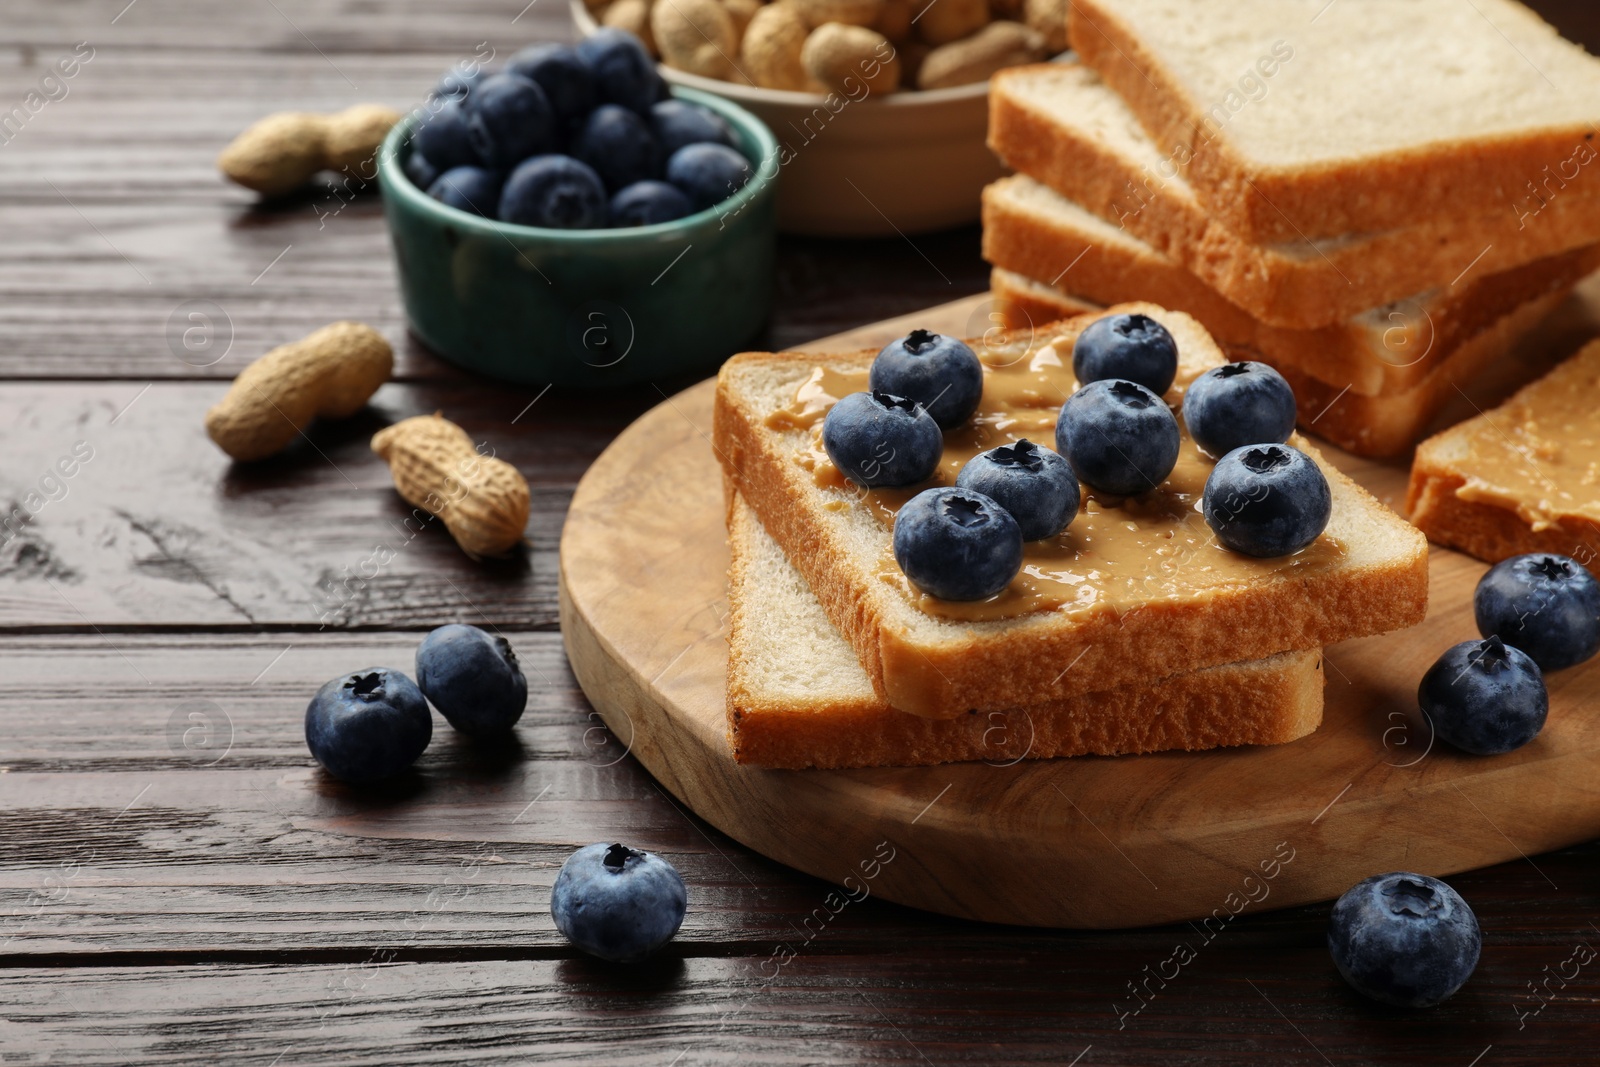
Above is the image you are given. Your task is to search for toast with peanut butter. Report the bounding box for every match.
[988,268,1582,458]
[725,493,1325,769]
[989,62,1600,331]
[712,304,1429,718]
[1408,339,1600,569]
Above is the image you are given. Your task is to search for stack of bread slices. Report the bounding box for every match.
[984,0,1600,457]
[713,306,1429,770]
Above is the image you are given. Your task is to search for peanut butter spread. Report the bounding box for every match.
[764,342,1345,622]
[1444,347,1600,531]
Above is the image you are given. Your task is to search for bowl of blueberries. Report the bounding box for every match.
[380,30,779,388]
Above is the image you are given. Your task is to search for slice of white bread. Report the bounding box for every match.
[1069,0,1600,244]
[990,62,1600,330]
[713,305,1428,718]
[989,269,1579,458]
[982,175,1600,398]
[1408,338,1600,568]
[726,493,1326,769]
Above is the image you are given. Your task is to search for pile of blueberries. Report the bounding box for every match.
[302,622,687,963]
[404,29,754,228]
[822,313,1319,602]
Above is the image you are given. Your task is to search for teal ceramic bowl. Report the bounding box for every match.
[378,87,778,387]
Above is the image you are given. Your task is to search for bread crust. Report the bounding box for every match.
[1069,0,1600,245]
[980,175,1600,397]
[727,495,1325,769]
[1407,339,1600,568]
[713,306,1429,717]
[989,269,1578,458]
[989,63,1600,330]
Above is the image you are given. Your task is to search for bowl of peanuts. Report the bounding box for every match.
[571,0,1064,236]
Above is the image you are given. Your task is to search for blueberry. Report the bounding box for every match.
[551,842,688,963]
[412,98,481,171]
[649,98,736,156]
[869,329,983,429]
[304,668,432,784]
[821,391,942,488]
[608,180,693,226]
[665,142,751,211]
[1073,312,1180,396]
[954,439,1079,541]
[426,166,504,217]
[1055,379,1180,497]
[576,28,667,115]
[1474,553,1600,671]
[1328,872,1481,1008]
[1201,443,1331,557]
[506,44,595,126]
[402,148,442,192]
[893,487,1023,601]
[572,104,662,192]
[465,73,555,169]
[1182,360,1297,458]
[415,624,528,736]
[1418,636,1548,755]
[500,154,608,228]
[432,64,487,103]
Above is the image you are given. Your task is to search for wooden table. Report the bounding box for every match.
[3,2,1599,1063]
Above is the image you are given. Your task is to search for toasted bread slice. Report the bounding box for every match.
[1408,339,1600,568]
[713,305,1428,718]
[982,175,1600,396]
[1070,0,1600,244]
[989,268,1579,458]
[990,62,1600,330]
[726,494,1325,769]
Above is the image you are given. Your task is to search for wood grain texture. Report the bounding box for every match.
[3,0,1600,1061]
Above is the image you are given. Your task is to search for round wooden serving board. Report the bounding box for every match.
[559,294,1600,929]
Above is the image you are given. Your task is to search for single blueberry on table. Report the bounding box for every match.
[893,487,1024,602]
[415,623,528,736]
[412,98,482,172]
[499,155,608,228]
[304,668,432,784]
[869,328,984,429]
[1182,360,1298,458]
[465,73,555,169]
[1072,312,1179,396]
[1418,636,1548,755]
[402,148,442,193]
[572,103,662,192]
[1055,378,1180,497]
[608,180,693,226]
[821,390,943,489]
[649,98,736,156]
[955,439,1079,541]
[1328,871,1481,1008]
[551,842,688,963]
[665,142,751,211]
[426,166,504,217]
[1201,443,1331,557]
[575,28,667,115]
[506,43,596,126]
[1474,553,1600,671]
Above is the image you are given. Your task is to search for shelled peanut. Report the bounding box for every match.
[371,415,531,558]
[218,104,403,197]
[593,0,1056,93]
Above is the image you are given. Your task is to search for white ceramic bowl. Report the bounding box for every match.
[571,0,1003,237]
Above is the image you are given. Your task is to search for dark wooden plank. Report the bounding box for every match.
[0,381,673,629]
[6,900,1600,1067]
